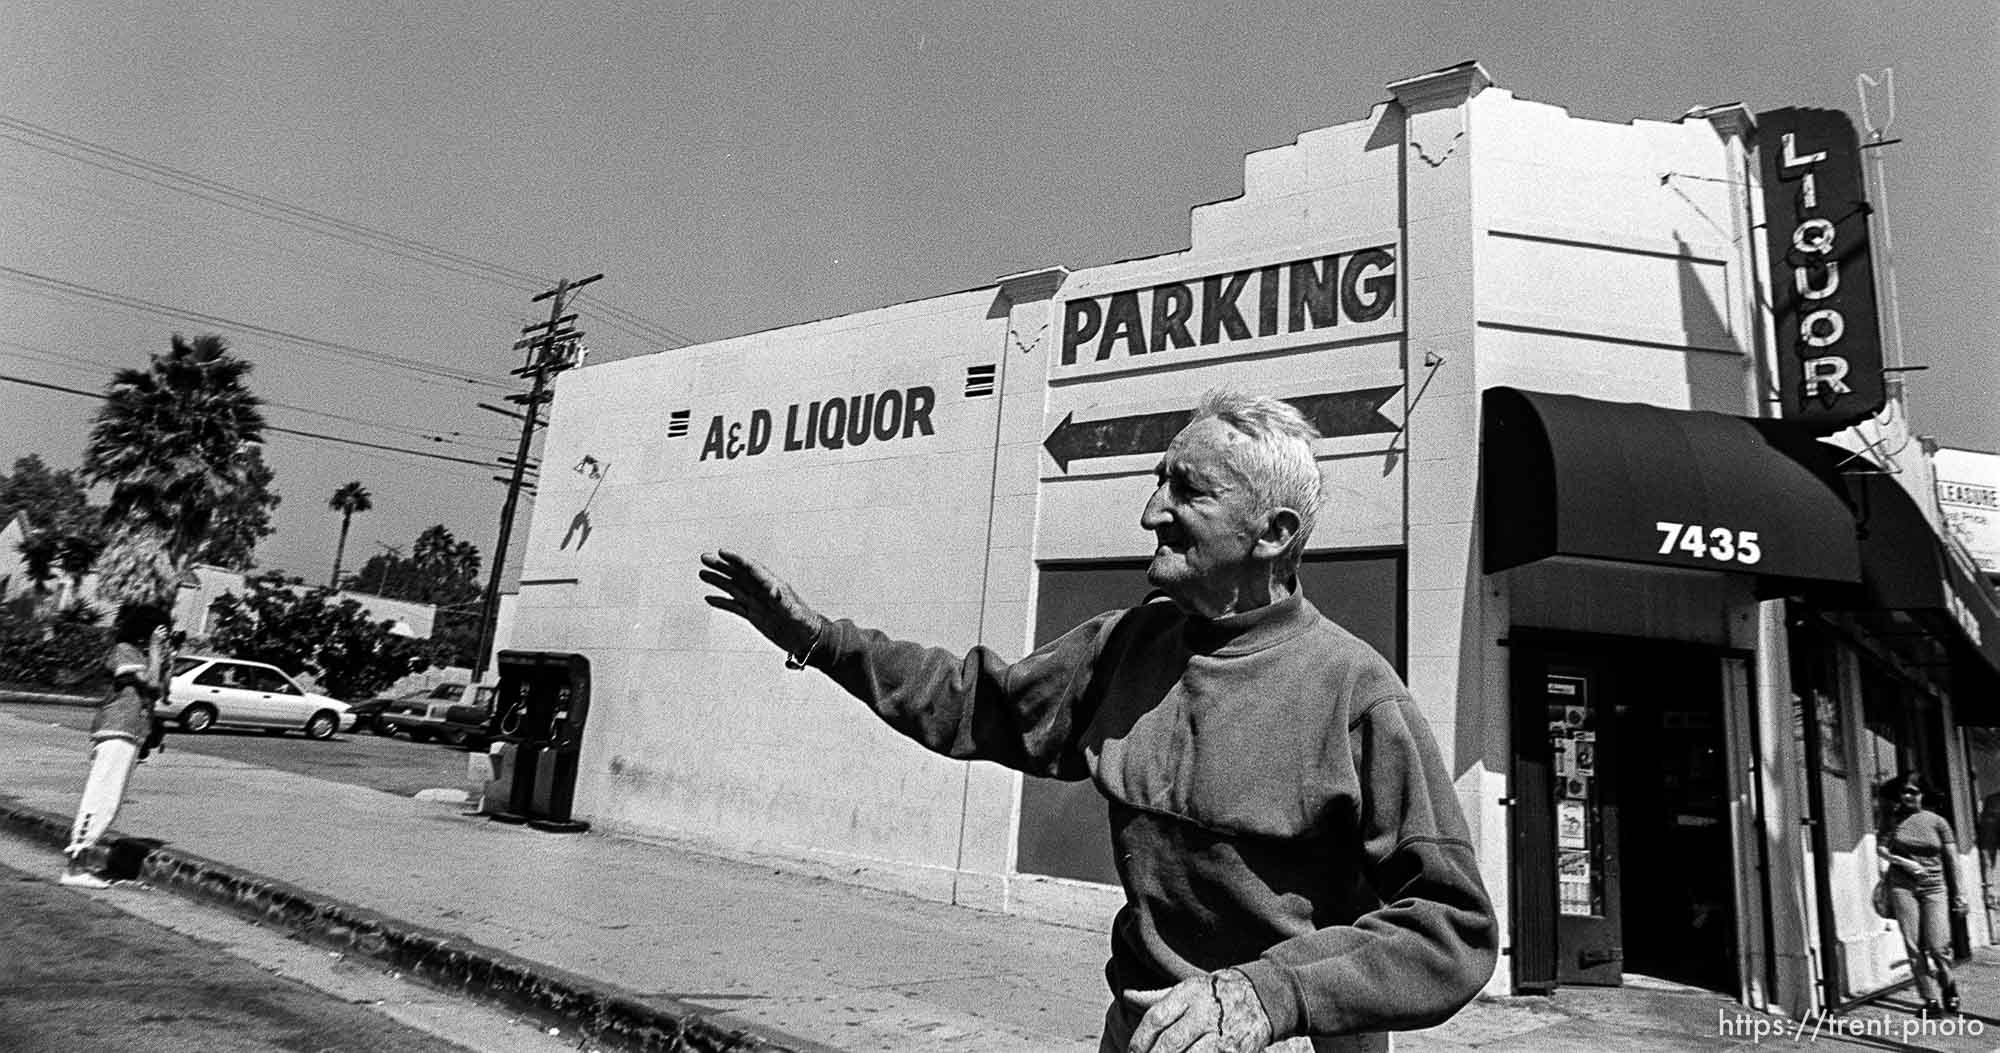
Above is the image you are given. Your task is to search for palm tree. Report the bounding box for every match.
[83,334,266,608]
[327,481,372,588]
[91,522,177,610]
[52,527,103,611]
[14,530,59,604]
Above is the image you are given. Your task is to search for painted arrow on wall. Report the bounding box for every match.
[1041,385,1401,473]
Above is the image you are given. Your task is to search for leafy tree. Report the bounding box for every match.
[82,334,266,608]
[54,530,104,603]
[197,445,281,571]
[413,524,481,583]
[327,480,372,588]
[0,454,94,533]
[351,523,484,665]
[14,530,59,597]
[0,455,105,612]
[205,572,433,700]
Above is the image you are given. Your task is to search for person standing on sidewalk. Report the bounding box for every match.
[700,389,1496,1053]
[61,603,172,889]
[1878,772,1969,1016]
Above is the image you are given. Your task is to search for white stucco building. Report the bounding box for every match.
[507,64,2000,1017]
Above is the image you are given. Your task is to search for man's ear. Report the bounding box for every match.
[1251,508,1301,561]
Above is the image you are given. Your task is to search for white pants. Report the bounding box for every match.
[66,737,138,860]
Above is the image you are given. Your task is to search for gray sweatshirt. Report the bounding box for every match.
[810,590,1496,1042]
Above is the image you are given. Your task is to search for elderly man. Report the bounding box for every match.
[701,389,1494,1052]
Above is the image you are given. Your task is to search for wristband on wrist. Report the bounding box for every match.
[784,621,825,670]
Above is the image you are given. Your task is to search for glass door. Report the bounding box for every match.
[1512,649,1622,987]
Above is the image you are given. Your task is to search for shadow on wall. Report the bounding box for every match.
[1676,234,1749,409]
[1453,464,1502,803]
[561,511,592,551]
[559,457,611,552]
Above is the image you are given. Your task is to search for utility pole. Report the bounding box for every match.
[472,272,600,681]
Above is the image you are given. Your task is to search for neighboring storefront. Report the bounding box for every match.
[1937,447,2000,582]
[1933,448,2000,952]
[509,62,1998,1018]
[1776,453,2000,1006]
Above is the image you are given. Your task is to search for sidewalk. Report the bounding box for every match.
[4,708,1999,1052]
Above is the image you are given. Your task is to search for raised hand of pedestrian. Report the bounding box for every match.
[699,550,825,660]
[1123,969,1272,1053]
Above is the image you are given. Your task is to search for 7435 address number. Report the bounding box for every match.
[1655,522,1762,565]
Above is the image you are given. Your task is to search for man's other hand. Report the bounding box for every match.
[699,550,824,659]
[1123,969,1272,1053]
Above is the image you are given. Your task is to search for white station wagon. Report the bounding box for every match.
[159,656,355,740]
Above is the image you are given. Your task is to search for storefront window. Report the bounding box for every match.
[1788,610,1964,1003]
[1964,728,2000,929]
[1857,666,1902,819]
[1859,660,1949,824]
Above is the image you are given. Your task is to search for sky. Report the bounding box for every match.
[1,0,1994,583]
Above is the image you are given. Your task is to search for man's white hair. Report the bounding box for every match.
[1190,388,1323,571]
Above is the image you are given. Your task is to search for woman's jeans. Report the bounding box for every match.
[1887,881,1954,1000]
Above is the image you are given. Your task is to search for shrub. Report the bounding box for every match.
[206,572,433,700]
[0,613,111,693]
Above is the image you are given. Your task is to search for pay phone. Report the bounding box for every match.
[483,650,591,833]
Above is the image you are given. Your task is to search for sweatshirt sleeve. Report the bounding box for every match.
[1235,695,1497,1038]
[107,642,160,702]
[811,610,1125,779]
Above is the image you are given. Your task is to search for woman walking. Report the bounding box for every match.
[61,603,171,888]
[1878,772,1969,1016]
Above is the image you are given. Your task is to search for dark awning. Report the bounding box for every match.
[1481,387,1862,585]
[1834,471,2000,702]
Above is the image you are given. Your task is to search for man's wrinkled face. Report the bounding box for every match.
[1140,417,1264,609]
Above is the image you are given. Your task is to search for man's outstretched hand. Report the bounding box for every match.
[1123,969,1272,1053]
[699,550,825,660]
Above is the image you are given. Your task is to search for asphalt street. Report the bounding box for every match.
[0,843,577,1053]
[0,700,475,799]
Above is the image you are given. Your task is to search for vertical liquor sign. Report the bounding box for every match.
[1757,107,1886,432]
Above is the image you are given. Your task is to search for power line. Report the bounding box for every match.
[0,157,529,326]
[0,339,515,454]
[0,159,691,362]
[0,265,514,392]
[0,372,499,470]
[0,118,546,290]
[563,286,697,348]
[0,114,705,348]
[0,372,100,401]
[0,342,103,382]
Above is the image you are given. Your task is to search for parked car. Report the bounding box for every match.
[377,682,493,746]
[437,686,500,750]
[346,695,398,734]
[355,685,449,737]
[159,656,354,740]
[378,698,457,743]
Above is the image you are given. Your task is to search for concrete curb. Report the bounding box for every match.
[0,798,805,1053]
[0,687,100,707]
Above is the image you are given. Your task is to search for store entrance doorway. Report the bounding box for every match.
[1511,637,1739,994]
